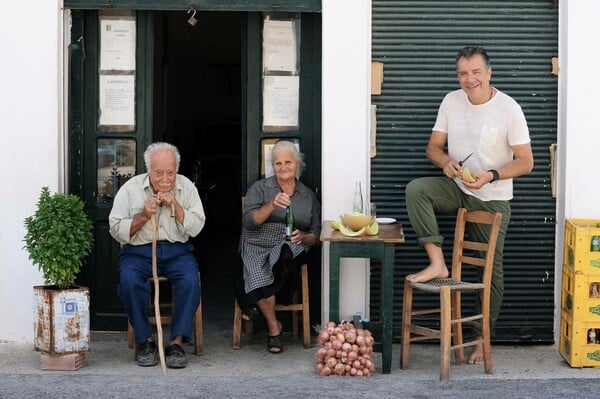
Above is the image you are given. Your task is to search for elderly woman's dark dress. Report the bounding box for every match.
[238,176,321,309]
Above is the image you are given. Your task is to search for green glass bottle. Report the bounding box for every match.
[285,202,294,241]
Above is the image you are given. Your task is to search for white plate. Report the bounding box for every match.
[376,217,396,224]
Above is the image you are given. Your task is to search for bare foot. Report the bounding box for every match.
[405,263,449,283]
[468,341,484,365]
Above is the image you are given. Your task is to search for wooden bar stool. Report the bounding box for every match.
[400,208,502,380]
[232,262,311,349]
[127,276,203,356]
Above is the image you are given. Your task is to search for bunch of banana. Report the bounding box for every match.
[331,217,379,237]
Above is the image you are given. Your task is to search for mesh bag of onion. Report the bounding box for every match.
[315,321,375,376]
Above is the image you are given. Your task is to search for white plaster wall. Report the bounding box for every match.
[0,1,64,342]
[553,0,600,343]
[321,0,372,323]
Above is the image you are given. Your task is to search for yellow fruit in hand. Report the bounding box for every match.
[365,220,379,236]
[462,167,477,183]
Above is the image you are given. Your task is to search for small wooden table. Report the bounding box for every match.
[320,220,404,374]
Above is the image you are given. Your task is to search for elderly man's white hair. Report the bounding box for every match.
[143,142,181,172]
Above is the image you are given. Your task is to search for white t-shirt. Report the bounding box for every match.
[432,88,530,201]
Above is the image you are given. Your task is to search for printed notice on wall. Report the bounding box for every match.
[263,19,297,73]
[100,19,136,71]
[99,75,135,127]
[262,75,299,128]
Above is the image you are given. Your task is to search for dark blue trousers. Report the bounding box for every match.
[118,241,201,344]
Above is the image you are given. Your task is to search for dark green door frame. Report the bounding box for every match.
[64,0,320,12]
[69,7,322,330]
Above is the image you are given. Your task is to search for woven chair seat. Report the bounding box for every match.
[411,278,484,293]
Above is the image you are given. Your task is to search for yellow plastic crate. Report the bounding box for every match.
[563,219,600,275]
[559,314,600,367]
[561,267,600,322]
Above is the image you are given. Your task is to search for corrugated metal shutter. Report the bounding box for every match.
[371,1,558,343]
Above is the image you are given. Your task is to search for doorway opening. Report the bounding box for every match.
[154,11,242,330]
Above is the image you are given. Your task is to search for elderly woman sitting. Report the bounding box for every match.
[236,140,321,354]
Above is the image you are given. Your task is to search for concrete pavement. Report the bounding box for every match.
[1,327,599,398]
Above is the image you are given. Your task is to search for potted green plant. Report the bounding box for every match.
[23,186,94,370]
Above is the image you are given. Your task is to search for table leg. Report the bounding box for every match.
[381,244,395,374]
[329,243,340,323]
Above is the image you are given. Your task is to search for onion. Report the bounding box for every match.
[335,350,343,359]
[356,335,365,346]
[348,351,358,361]
[344,330,356,344]
[326,348,336,358]
[337,333,346,343]
[352,360,361,369]
[356,370,364,376]
[334,362,345,375]
[342,342,352,353]
[326,357,337,369]
[321,366,332,376]
[326,325,335,335]
[332,339,342,350]
[349,367,357,376]
[318,331,330,344]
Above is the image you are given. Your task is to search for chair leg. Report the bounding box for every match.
[439,286,452,380]
[451,291,464,364]
[194,302,203,355]
[301,263,311,348]
[127,320,134,349]
[400,280,413,369]
[291,305,299,339]
[233,299,242,349]
[482,305,493,374]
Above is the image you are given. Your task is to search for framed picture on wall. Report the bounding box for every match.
[261,138,300,178]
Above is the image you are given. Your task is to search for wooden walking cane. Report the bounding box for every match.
[150,213,167,375]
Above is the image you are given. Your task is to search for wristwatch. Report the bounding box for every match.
[487,169,499,183]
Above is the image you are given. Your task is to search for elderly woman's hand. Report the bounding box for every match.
[272,192,291,209]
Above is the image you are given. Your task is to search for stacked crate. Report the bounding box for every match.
[559,219,600,367]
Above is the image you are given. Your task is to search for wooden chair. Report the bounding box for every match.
[233,196,311,349]
[400,208,502,380]
[127,276,203,356]
[232,262,311,349]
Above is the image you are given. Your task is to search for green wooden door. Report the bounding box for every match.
[70,10,155,330]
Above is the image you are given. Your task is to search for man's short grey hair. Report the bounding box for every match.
[143,142,181,172]
[271,140,305,178]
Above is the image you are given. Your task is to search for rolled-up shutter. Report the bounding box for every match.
[371,1,558,342]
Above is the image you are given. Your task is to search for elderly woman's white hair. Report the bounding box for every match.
[271,140,305,178]
[143,142,181,172]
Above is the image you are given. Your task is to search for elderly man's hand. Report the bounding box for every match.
[144,196,162,217]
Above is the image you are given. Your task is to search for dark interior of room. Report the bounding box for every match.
[153,11,243,332]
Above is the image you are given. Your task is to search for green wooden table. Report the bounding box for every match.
[320,220,404,374]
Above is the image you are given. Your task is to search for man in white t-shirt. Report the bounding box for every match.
[405,46,534,365]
